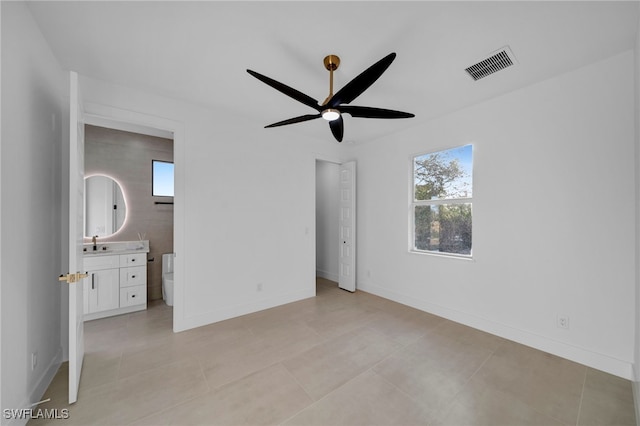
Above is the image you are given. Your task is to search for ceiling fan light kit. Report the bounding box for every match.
[321,109,340,121]
[247,52,414,142]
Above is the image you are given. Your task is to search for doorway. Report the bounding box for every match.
[315,160,340,284]
[315,159,357,292]
[63,91,184,403]
[84,124,174,309]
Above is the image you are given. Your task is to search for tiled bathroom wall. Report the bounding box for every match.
[85,124,173,301]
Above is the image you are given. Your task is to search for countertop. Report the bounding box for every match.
[83,240,149,257]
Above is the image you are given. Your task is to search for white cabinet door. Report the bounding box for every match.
[87,269,119,313]
[83,278,90,315]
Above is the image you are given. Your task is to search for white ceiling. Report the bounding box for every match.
[27,1,639,144]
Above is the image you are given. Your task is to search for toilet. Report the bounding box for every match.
[162,253,174,306]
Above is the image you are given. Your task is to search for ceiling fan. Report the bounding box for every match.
[247,52,415,142]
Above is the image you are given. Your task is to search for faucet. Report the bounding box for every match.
[92,235,98,251]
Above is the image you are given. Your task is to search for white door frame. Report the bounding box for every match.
[79,102,185,332]
[314,156,356,292]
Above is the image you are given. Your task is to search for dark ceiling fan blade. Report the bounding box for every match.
[247,69,321,111]
[339,105,415,119]
[328,53,396,108]
[265,114,321,128]
[329,115,344,142]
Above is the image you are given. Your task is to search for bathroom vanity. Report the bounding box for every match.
[82,240,149,321]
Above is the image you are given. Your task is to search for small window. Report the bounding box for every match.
[411,145,472,256]
[152,160,174,197]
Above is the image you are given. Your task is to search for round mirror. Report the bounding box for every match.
[84,175,126,237]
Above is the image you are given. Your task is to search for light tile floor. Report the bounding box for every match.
[30,278,636,426]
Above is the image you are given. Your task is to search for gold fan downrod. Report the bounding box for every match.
[322,55,340,105]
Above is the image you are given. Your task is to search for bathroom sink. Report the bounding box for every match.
[83,240,149,255]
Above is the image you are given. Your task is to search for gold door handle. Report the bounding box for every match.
[58,272,89,283]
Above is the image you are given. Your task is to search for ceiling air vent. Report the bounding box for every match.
[465,46,517,81]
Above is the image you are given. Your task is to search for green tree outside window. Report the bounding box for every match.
[413,145,472,256]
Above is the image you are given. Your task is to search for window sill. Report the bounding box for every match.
[409,249,474,261]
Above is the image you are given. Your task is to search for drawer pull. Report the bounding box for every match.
[131,259,136,262]
[131,275,136,279]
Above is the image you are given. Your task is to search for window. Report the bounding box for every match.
[152,160,174,197]
[411,145,472,256]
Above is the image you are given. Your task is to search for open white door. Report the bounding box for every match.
[63,71,86,404]
[338,161,356,292]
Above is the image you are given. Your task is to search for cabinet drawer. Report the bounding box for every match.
[84,255,120,271]
[119,253,146,267]
[120,285,146,307]
[120,266,146,288]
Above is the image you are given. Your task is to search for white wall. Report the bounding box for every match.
[1,2,66,422]
[80,76,344,332]
[355,50,636,379]
[316,161,340,282]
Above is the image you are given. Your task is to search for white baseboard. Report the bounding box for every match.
[316,269,338,283]
[633,380,640,426]
[632,365,640,426]
[6,347,63,426]
[359,280,634,380]
[30,346,63,405]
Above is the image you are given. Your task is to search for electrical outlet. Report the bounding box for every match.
[256,283,263,292]
[31,352,38,371]
[557,315,570,329]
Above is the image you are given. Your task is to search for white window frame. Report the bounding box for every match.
[409,144,473,258]
[152,159,175,197]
